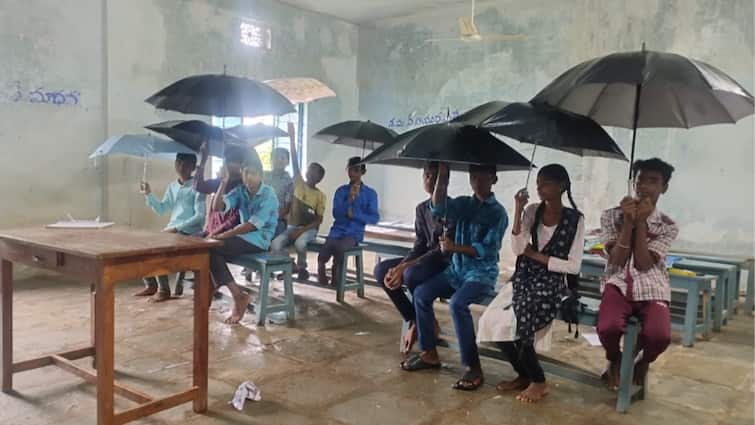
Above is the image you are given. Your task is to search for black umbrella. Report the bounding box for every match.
[225,123,288,147]
[531,44,755,189]
[314,120,398,154]
[361,122,533,172]
[145,120,239,157]
[453,100,626,186]
[145,74,295,118]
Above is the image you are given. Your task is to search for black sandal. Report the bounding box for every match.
[452,370,484,391]
[400,354,441,372]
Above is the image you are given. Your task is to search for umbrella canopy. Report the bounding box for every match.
[314,120,398,150]
[361,122,533,172]
[224,123,288,146]
[454,101,626,160]
[264,78,336,104]
[145,74,295,117]
[89,134,196,159]
[145,120,239,157]
[531,46,755,187]
[532,48,754,129]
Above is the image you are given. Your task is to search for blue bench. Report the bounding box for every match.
[581,256,713,346]
[671,259,737,331]
[306,238,365,302]
[400,292,644,413]
[228,253,295,325]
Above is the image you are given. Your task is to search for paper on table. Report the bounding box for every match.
[46,220,115,229]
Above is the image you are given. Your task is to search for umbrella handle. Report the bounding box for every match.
[524,143,538,190]
[142,156,148,182]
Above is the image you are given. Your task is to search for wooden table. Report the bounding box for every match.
[0,227,220,425]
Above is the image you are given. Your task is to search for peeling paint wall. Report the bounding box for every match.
[1,0,359,234]
[358,0,755,262]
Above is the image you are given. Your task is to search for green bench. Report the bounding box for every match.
[581,255,713,346]
[228,253,295,325]
[400,293,644,413]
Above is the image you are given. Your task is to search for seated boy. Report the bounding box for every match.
[597,158,679,389]
[271,123,326,280]
[317,157,379,285]
[208,157,279,324]
[264,147,294,238]
[402,163,507,392]
[138,153,206,302]
[374,161,450,353]
[194,141,250,238]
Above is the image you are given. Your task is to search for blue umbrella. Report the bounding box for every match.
[90,134,197,180]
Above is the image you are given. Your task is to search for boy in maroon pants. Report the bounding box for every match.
[597,158,679,389]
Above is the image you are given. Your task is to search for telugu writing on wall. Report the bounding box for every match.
[3,81,81,106]
[386,107,461,129]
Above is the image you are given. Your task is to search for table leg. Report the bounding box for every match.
[90,283,96,370]
[95,278,115,425]
[193,264,209,413]
[1,260,12,392]
[728,270,738,316]
[747,261,755,316]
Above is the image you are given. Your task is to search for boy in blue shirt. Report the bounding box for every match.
[317,157,379,285]
[401,162,508,392]
[209,157,279,324]
[137,153,206,302]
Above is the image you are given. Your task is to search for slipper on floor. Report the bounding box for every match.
[452,370,484,391]
[400,354,441,372]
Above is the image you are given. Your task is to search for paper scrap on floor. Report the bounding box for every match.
[581,330,602,346]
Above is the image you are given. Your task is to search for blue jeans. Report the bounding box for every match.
[413,273,490,368]
[271,225,318,270]
[374,253,447,322]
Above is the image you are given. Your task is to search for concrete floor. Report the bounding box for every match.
[2,259,753,425]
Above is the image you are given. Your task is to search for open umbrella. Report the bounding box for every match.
[145,120,236,157]
[453,100,626,186]
[89,134,197,181]
[315,120,398,154]
[361,122,533,172]
[531,44,755,191]
[224,123,288,147]
[264,78,336,104]
[145,74,295,118]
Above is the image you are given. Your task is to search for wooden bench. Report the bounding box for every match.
[581,256,713,346]
[228,253,295,325]
[400,292,644,413]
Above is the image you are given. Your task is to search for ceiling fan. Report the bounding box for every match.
[424,0,526,44]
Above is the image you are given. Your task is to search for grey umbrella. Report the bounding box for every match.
[532,44,754,189]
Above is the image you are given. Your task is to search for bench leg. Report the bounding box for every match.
[284,263,295,321]
[616,319,639,413]
[713,277,724,331]
[336,259,347,303]
[702,288,712,339]
[682,282,700,347]
[728,270,738,316]
[256,265,269,326]
[356,254,365,298]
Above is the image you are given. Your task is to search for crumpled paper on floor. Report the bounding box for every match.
[229,381,262,411]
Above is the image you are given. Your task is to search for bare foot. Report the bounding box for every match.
[134,286,157,297]
[224,292,252,324]
[516,382,549,402]
[496,376,530,392]
[147,291,171,303]
[601,360,621,391]
[401,323,417,354]
[633,360,649,386]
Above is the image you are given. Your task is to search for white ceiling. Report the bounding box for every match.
[278,0,469,24]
